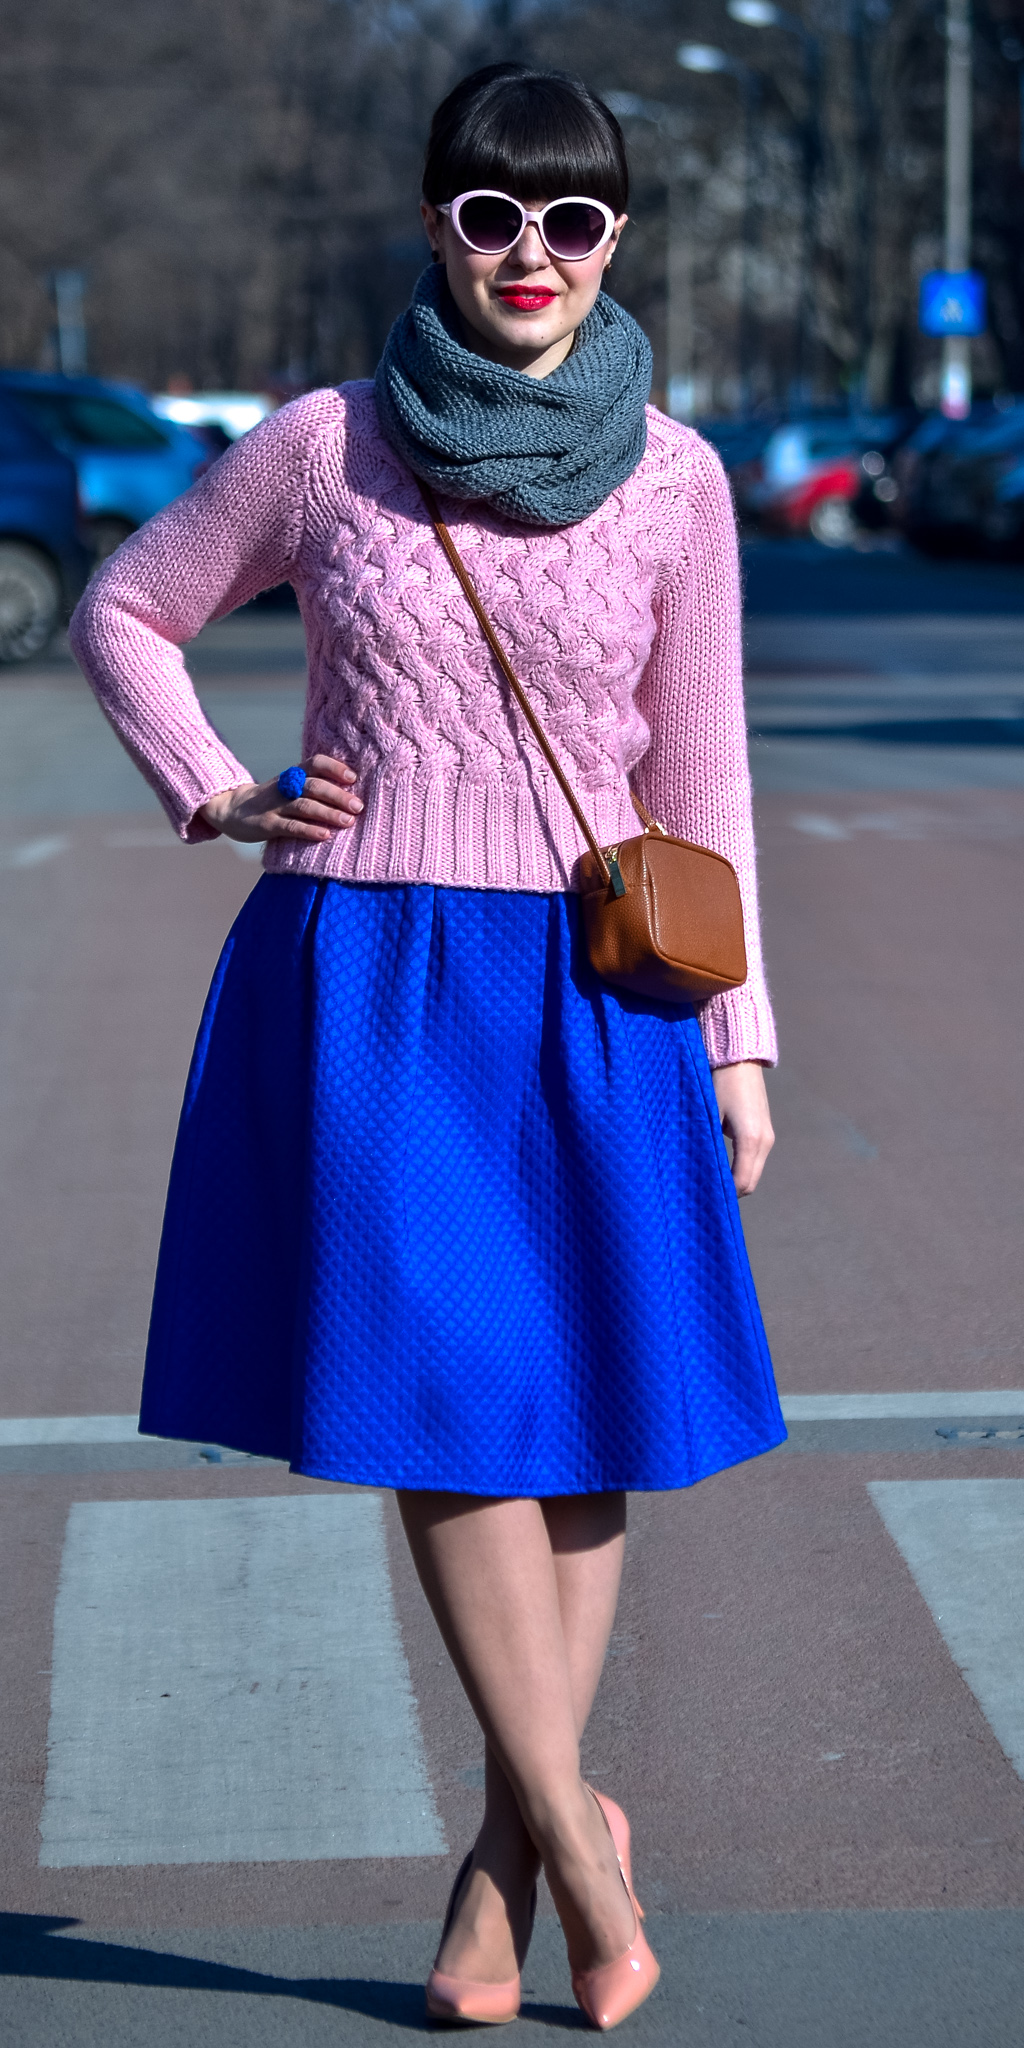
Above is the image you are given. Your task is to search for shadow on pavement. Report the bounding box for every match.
[518,2004,590,2030]
[749,716,1024,746]
[0,1915,430,2029]
[742,539,1024,614]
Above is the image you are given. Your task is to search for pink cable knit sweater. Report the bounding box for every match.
[70,382,776,1067]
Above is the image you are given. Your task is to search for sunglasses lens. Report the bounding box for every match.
[542,201,608,259]
[457,194,524,252]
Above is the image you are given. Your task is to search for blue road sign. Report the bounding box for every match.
[919,271,986,337]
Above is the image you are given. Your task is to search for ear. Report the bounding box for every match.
[421,200,444,263]
[604,214,627,272]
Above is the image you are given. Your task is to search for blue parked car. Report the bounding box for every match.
[0,372,209,565]
[0,393,90,662]
[900,404,1024,556]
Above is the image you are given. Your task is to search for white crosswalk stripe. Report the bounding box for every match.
[40,1494,446,1866]
[870,1479,1024,1782]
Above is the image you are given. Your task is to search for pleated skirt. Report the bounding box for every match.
[140,876,786,1492]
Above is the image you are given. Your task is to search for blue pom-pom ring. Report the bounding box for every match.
[277,765,307,802]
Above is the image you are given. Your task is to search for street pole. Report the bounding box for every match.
[53,271,87,377]
[737,72,758,411]
[665,168,694,417]
[942,0,972,417]
[726,3,822,404]
[677,46,761,413]
[604,92,697,416]
[796,37,820,400]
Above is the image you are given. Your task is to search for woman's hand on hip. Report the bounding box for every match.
[198,754,363,844]
[712,1061,774,1196]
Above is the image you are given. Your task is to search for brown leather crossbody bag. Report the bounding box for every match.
[418,479,748,1005]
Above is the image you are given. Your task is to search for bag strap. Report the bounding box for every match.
[416,478,614,886]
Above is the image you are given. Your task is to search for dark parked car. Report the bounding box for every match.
[899,405,1024,556]
[0,372,209,563]
[0,393,90,662]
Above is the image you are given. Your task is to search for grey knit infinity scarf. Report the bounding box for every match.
[374,262,652,528]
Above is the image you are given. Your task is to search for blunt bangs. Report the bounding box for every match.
[423,66,629,215]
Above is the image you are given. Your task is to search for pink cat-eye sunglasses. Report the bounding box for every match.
[437,190,618,262]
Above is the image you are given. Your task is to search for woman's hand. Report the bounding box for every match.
[198,754,363,845]
[712,1061,774,1196]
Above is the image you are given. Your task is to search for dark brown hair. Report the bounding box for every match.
[423,64,629,214]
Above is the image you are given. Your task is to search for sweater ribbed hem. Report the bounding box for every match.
[262,769,639,893]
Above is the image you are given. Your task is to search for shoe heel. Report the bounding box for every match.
[587,1788,644,1918]
[571,1789,659,2029]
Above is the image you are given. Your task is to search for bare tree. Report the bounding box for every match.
[0,0,1021,407]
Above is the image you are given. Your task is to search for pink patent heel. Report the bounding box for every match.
[425,1852,535,2026]
[570,1791,660,2032]
[585,1790,644,1919]
[425,1968,521,2026]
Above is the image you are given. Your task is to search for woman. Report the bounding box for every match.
[71,63,784,2032]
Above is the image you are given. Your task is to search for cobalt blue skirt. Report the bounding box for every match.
[141,877,785,1493]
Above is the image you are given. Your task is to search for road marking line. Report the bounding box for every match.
[5,1395,1024,1444]
[40,1495,446,1867]
[782,1392,1024,1421]
[0,1415,147,1445]
[0,835,71,869]
[789,813,852,839]
[103,828,179,849]
[869,1479,1024,1781]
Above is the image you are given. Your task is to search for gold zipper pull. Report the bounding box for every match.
[604,846,627,897]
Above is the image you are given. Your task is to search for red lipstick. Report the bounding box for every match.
[497,287,557,310]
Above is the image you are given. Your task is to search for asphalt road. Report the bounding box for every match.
[1,541,1023,2045]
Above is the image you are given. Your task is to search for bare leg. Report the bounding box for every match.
[436,1492,627,1980]
[397,1490,630,1981]
[546,1492,628,1722]
[458,1493,627,1974]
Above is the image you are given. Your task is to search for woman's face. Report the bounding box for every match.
[421,196,627,379]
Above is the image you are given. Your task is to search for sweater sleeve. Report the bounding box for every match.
[68,398,320,841]
[631,435,778,1067]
